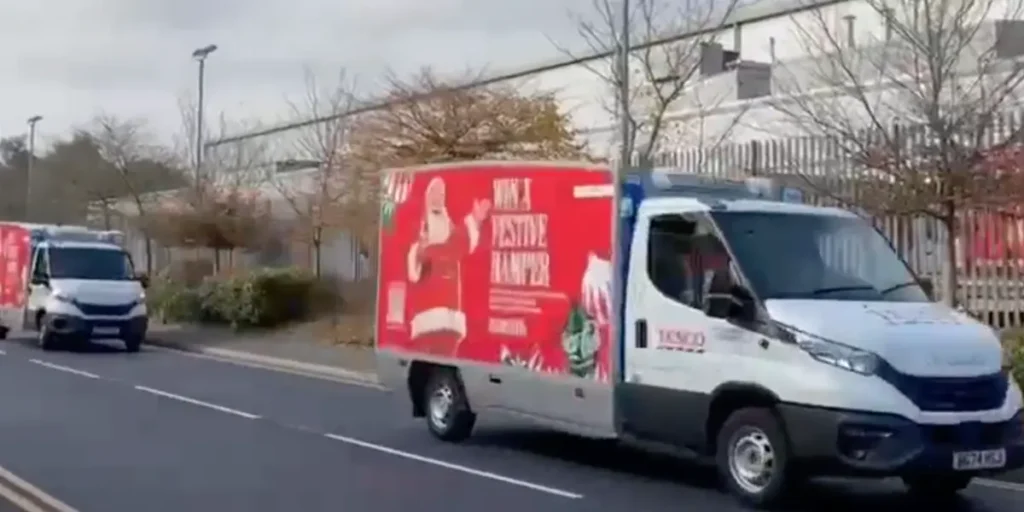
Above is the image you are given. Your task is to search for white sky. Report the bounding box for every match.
[2,0,600,149]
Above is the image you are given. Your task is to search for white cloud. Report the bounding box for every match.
[0,0,599,148]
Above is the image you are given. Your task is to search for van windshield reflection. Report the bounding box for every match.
[711,211,927,302]
[50,248,135,281]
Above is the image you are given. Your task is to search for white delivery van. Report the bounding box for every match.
[374,161,1023,507]
[0,223,149,352]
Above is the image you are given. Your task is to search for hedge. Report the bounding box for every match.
[1003,329,1024,387]
[148,267,325,330]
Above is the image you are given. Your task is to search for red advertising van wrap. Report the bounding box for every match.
[0,223,30,308]
[376,162,614,381]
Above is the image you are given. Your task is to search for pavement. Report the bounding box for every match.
[145,323,376,374]
[0,336,1019,511]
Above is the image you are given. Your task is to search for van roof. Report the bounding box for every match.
[643,196,856,217]
[39,241,125,251]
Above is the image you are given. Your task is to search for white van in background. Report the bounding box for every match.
[0,223,148,352]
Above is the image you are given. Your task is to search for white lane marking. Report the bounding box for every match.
[975,477,1024,493]
[28,360,99,379]
[0,463,77,511]
[134,386,261,420]
[0,349,6,355]
[323,433,583,499]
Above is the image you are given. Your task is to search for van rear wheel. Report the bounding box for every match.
[424,369,475,442]
[716,407,794,508]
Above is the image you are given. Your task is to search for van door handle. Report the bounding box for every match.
[488,375,501,384]
[635,319,648,348]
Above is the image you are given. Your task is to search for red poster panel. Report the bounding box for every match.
[0,224,30,308]
[377,163,614,381]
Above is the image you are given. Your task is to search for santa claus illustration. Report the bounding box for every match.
[406,177,490,356]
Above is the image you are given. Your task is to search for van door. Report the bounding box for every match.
[25,246,50,329]
[618,209,725,448]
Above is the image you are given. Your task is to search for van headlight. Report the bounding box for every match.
[786,328,881,375]
[52,292,75,305]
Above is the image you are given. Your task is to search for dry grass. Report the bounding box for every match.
[311,314,374,346]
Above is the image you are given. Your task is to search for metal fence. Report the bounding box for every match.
[651,110,1024,330]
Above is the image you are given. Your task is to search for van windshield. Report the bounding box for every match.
[710,211,928,302]
[49,247,135,281]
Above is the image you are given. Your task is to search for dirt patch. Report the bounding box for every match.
[311,314,374,347]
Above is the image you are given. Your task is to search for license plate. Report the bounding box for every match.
[953,449,1006,470]
[93,327,120,336]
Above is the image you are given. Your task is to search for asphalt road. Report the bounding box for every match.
[0,338,1021,512]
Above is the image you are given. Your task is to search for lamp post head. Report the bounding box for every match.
[27,115,42,125]
[192,44,218,60]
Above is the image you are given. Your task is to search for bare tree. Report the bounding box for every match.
[353,68,588,165]
[345,67,588,273]
[271,68,360,277]
[89,114,186,273]
[557,0,746,163]
[174,94,272,197]
[768,0,1024,304]
[142,96,274,273]
[45,133,124,226]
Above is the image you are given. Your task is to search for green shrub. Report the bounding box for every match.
[147,267,321,330]
[153,286,204,323]
[1002,329,1024,387]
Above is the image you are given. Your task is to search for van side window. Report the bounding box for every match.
[32,248,48,279]
[646,214,730,309]
[648,215,697,306]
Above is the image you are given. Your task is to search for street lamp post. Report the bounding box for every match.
[26,115,42,221]
[191,44,218,189]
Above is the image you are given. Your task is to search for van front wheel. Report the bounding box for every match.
[124,335,142,353]
[716,407,794,508]
[902,474,972,497]
[38,325,60,351]
[424,369,475,442]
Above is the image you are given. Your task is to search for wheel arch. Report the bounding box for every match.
[705,381,781,452]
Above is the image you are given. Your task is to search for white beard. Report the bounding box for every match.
[425,210,452,245]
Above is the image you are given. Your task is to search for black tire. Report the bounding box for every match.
[38,324,61,352]
[124,336,142,353]
[0,327,8,340]
[902,474,973,498]
[716,407,794,509]
[423,369,476,442]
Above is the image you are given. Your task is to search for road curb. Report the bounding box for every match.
[145,338,379,385]
[0,464,76,512]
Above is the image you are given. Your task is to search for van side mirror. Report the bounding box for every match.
[918,277,934,300]
[135,273,149,289]
[704,269,755,321]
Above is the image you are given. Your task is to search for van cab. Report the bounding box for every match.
[25,226,148,352]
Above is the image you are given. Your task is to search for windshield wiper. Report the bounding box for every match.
[810,286,875,296]
[879,281,919,295]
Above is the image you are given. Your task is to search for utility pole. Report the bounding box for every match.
[26,115,42,221]
[618,0,631,169]
[191,44,218,195]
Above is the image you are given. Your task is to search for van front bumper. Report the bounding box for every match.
[44,313,148,341]
[779,403,1024,477]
